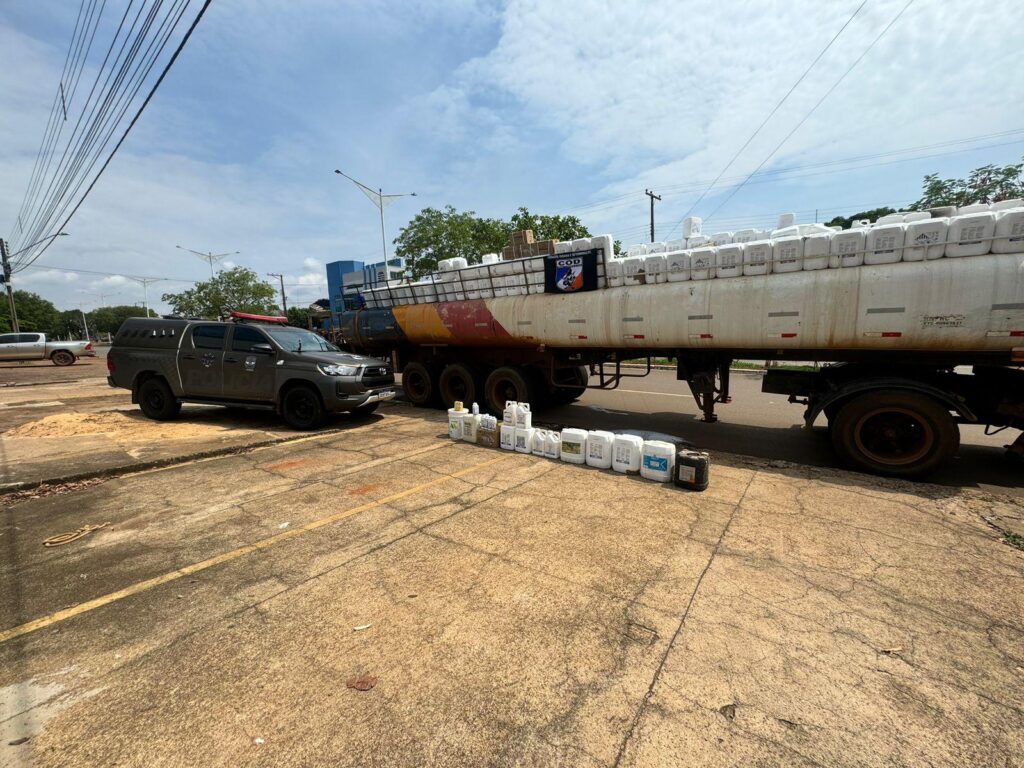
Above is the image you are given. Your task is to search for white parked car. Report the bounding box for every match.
[0,332,95,366]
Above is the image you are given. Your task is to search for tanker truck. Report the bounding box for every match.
[338,209,1024,478]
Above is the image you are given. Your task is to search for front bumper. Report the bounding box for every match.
[324,384,396,411]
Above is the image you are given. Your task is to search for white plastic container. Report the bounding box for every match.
[531,429,548,456]
[612,434,644,473]
[830,230,866,268]
[412,282,438,303]
[503,400,518,425]
[666,238,686,251]
[711,232,734,246]
[514,427,535,454]
[460,410,480,443]
[802,233,831,271]
[903,218,948,261]
[590,234,614,259]
[772,235,804,273]
[626,244,648,257]
[644,254,667,283]
[606,259,624,287]
[993,198,1024,212]
[864,223,905,265]
[690,247,716,280]
[992,208,1024,254]
[571,237,592,253]
[500,423,516,450]
[743,240,772,276]
[585,430,614,469]
[559,428,588,464]
[640,440,675,482]
[733,229,759,244]
[682,216,702,239]
[514,402,532,428]
[777,212,796,229]
[876,213,904,225]
[448,406,467,439]
[946,212,996,257]
[958,202,990,215]
[715,244,744,278]
[448,257,468,271]
[686,235,710,249]
[554,241,573,255]
[647,242,667,254]
[902,211,930,223]
[622,257,644,286]
[482,253,500,265]
[666,251,691,282]
[543,431,561,459]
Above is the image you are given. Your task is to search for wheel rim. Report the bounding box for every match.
[405,370,429,401]
[146,388,165,411]
[490,376,523,409]
[55,352,71,364]
[291,391,316,422]
[854,407,934,466]
[446,373,471,402]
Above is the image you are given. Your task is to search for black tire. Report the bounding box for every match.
[51,350,75,366]
[281,385,326,430]
[484,366,535,415]
[438,363,481,408]
[551,365,589,404]
[831,390,959,478]
[138,377,181,421]
[350,402,379,418]
[401,361,438,407]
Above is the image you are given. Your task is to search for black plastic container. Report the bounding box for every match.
[675,449,710,491]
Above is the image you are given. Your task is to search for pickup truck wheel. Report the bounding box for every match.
[282,385,326,430]
[401,362,437,407]
[484,366,534,415]
[439,363,480,408]
[138,377,181,421]
[831,390,959,478]
[51,350,76,366]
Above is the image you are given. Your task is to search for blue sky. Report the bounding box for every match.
[2,0,1023,313]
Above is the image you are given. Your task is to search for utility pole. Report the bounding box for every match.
[334,170,416,266]
[175,245,239,278]
[267,272,288,314]
[645,189,662,242]
[1,238,18,333]
[127,276,161,318]
[79,305,90,341]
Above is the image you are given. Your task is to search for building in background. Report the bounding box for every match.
[325,257,406,314]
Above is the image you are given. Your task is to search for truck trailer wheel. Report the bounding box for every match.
[51,350,76,366]
[138,377,181,421]
[401,362,437,407]
[439,363,481,408]
[281,385,326,430]
[484,366,534,415]
[831,390,959,478]
[551,366,589,404]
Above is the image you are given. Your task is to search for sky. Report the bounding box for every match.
[2,0,1023,314]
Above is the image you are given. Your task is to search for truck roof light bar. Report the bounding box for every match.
[229,311,288,325]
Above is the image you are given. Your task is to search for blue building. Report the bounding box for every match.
[325,257,406,314]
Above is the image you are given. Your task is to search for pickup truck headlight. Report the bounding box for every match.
[318,363,359,376]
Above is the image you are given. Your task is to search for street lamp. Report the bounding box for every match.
[125,276,162,318]
[8,231,70,258]
[175,245,240,278]
[1,232,69,333]
[333,169,416,266]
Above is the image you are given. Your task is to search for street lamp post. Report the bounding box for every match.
[175,245,240,278]
[1,232,69,333]
[126,276,162,318]
[333,170,416,266]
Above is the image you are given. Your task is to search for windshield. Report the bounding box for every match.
[264,327,339,353]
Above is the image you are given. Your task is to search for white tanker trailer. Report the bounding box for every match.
[339,209,1024,477]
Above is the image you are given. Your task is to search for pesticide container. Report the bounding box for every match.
[555,241,573,255]
[687,235,711,249]
[777,212,796,229]
[876,213,904,225]
[460,410,480,443]
[612,434,644,473]
[514,402,532,428]
[802,233,831,271]
[743,240,772,276]
[682,216,703,239]
[514,427,535,454]
[946,212,996,257]
[771,225,801,239]
[645,242,665,254]
[711,232,734,245]
[606,259,624,287]
[864,223,905,265]
[674,450,710,491]
[477,415,499,449]
[560,428,588,464]
[626,244,648,257]
[571,237,592,253]
[622,257,644,286]
[992,208,1024,254]
[543,431,561,459]
[903,218,948,261]
[902,211,930,223]
[412,281,438,303]
[773,236,804,273]
[666,251,691,282]
[585,430,615,469]
[448,404,467,440]
[993,198,1024,211]
[829,229,866,268]
[733,229,759,243]
[590,234,614,258]
[644,254,667,283]
[503,400,518,425]
[715,244,744,278]
[690,247,716,280]
[531,429,548,456]
[500,423,516,450]
[958,202,990,214]
[640,440,675,483]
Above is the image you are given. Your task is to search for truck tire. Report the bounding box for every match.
[484,366,534,415]
[51,350,76,366]
[401,362,437,407]
[439,363,480,408]
[552,366,589,404]
[831,390,959,478]
[138,377,181,421]
[281,385,326,430]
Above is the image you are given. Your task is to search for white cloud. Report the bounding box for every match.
[18,269,79,286]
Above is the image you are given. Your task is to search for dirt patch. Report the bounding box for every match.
[5,412,250,440]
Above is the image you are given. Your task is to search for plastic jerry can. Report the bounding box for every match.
[554,241,573,255]
[682,216,702,238]
[585,430,615,469]
[503,400,518,425]
[903,218,948,261]
[515,402,532,428]
[743,240,772,276]
[957,202,990,214]
[946,212,996,257]
[674,450,710,491]
[606,259,624,287]
[993,198,1024,211]
[644,255,667,283]
[829,230,865,268]
[571,237,592,253]
[864,223,905,265]
[992,208,1024,254]
[733,229,759,244]
[715,244,744,278]
[640,440,675,482]
[802,233,830,271]
[460,412,480,443]
[448,405,467,439]
[711,232,734,245]
[500,423,516,450]
[902,211,930,223]
[543,431,561,459]
[777,212,796,229]
[622,257,644,286]
[514,427,535,454]
[612,434,644,473]
[686,235,710,249]
[666,251,691,282]
[559,428,588,464]
[690,247,716,280]
[531,429,548,456]
[772,236,803,273]
[876,213,904,225]
[647,242,667,254]
[590,234,614,258]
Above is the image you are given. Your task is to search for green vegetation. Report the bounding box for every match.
[161,266,279,319]
[0,290,62,334]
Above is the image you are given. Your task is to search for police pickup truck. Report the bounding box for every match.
[107,312,395,429]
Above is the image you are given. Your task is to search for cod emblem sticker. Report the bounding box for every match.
[555,256,584,292]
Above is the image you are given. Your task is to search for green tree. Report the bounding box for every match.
[507,207,591,243]
[88,305,157,335]
[825,206,897,230]
[286,306,312,328]
[911,158,1024,209]
[0,290,61,335]
[161,267,278,319]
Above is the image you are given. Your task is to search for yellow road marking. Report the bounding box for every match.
[0,454,506,644]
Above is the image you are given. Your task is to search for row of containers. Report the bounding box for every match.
[447,400,710,492]
[361,199,1024,308]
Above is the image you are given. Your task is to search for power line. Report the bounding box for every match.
[20,261,200,283]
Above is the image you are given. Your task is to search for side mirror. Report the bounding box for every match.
[251,343,275,355]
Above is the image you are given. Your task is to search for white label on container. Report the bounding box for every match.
[873,234,897,254]
[515,434,528,449]
[643,455,668,472]
[959,224,986,244]
[678,465,696,483]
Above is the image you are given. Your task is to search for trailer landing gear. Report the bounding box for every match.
[678,356,732,423]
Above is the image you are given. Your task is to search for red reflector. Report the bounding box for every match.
[106,356,115,373]
[85,342,93,350]
[780,333,798,338]
[881,332,902,338]
[1011,331,1024,337]
[700,333,713,339]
